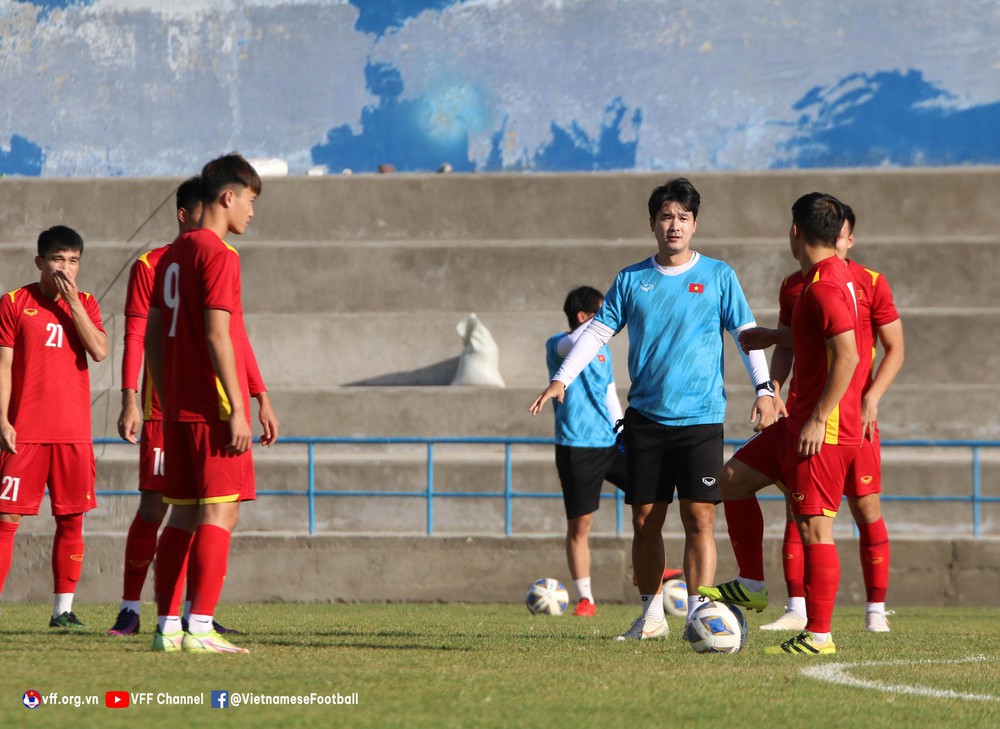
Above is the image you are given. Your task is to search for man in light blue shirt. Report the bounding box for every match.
[531,178,777,640]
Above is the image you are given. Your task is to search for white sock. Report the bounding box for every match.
[809,631,831,644]
[52,593,74,618]
[737,576,766,592]
[866,601,885,615]
[187,613,214,635]
[686,595,707,620]
[158,615,182,634]
[120,600,141,614]
[788,596,807,616]
[573,577,594,603]
[641,593,664,623]
[183,600,192,622]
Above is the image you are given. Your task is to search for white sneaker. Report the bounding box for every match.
[758,607,808,632]
[615,615,668,641]
[866,610,895,633]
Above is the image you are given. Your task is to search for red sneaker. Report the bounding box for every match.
[632,568,685,586]
[572,598,597,617]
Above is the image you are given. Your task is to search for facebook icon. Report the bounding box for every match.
[211,691,229,709]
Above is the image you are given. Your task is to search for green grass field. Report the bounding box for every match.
[1,602,998,728]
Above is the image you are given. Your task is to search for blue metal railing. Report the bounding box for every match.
[93,437,998,537]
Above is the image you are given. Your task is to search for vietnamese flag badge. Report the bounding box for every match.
[689,283,704,294]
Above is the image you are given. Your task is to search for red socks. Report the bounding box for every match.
[782,520,805,598]
[155,526,194,617]
[858,518,890,603]
[0,520,19,595]
[122,514,161,601]
[723,498,765,581]
[803,543,840,634]
[187,524,232,616]
[52,514,85,593]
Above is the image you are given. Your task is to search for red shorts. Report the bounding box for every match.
[163,421,255,505]
[0,443,97,516]
[734,419,857,516]
[844,426,881,498]
[139,420,166,493]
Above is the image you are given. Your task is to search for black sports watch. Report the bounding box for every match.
[755,381,776,395]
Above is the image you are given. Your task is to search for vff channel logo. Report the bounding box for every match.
[22,690,42,709]
[211,690,229,709]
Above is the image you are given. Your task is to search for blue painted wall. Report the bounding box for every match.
[1,0,997,176]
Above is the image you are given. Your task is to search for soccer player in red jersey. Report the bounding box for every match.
[698,192,865,655]
[108,177,276,637]
[146,154,277,654]
[739,205,904,633]
[0,226,108,629]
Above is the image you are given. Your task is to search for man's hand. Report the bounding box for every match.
[738,327,777,354]
[797,416,826,457]
[861,393,879,440]
[227,416,253,454]
[118,391,141,444]
[0,420,16,455]
[52,268,81,305]
[255,392,280,446]
[529,381,566,416]
[749,395,779,432]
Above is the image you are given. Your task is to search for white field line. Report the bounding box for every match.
[802,655,999,702]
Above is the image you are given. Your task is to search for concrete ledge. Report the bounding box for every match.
[3,534,997,607]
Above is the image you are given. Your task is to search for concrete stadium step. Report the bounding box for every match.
[84,383,1000,442]
[3,170,1000,245]
[2,237,998,318]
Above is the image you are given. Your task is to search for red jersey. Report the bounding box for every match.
[0,283,105,443]
[845,259,899,392]
[789,256,863,446]
[124,243,266,422]
[780,261,899,397]
[150,229,252,424]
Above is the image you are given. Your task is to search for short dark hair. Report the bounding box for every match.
[648,177,701,220]
[37,225,84,258]
[842,203,856,233]
[791,192,845,247]
[200,153,261,204]
[563,286,604,330]
[176,176,203,213]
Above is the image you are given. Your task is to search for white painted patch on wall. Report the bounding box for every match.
[802,655,999,702]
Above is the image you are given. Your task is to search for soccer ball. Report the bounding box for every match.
[685,600,748,654]
[663,578,688,617]
[525,577,570,615]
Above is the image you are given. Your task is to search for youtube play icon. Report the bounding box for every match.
[105,691,130,708]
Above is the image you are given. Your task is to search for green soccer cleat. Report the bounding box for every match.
[763,631,836,656]
[151,629,184,652]
[698,579,768,612]
[182,630,249,654]
[49,611,87,630]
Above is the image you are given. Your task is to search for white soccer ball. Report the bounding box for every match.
[525,577,570,615]
[686,600,748,654]
[663,578,688,617]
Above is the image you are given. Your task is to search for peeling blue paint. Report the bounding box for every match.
[0,135,44,177]
[349,0,464,36]
[775,70,1000,168]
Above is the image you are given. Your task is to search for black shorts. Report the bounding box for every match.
[555,444,627,519]
[622,408,723,506]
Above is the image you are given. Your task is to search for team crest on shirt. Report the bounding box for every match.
[791,492,805,502]
[702,477,716,486]
[639,282,654,292]
[597,354,606,362]
[23,308,37,316]
[688,283,705,294]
